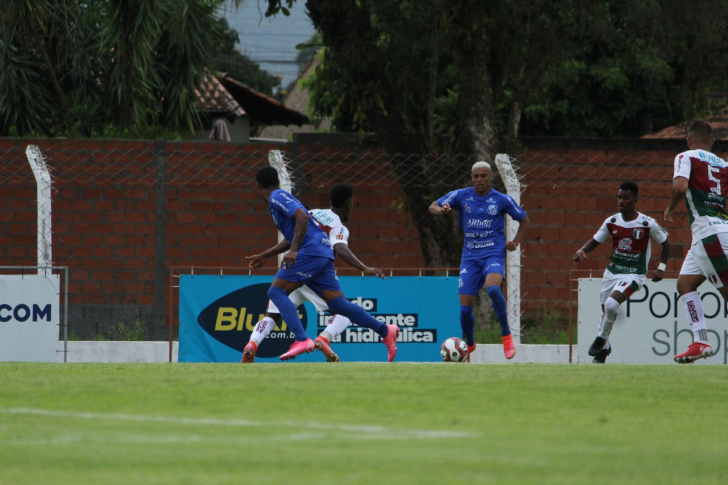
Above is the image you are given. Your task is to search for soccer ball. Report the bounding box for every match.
[440,337,468,362]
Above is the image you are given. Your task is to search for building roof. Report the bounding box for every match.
[220,75,310,126]
[196,72,245,117]
[642,114,728,140]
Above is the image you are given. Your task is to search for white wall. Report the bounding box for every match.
[55,341,572,364]
[57,341,178,363]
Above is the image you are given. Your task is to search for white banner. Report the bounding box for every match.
[578,278,727,364]
[0,274,60,362]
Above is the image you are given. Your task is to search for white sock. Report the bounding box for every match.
[323,314,352,340]
[598,297,620,339]
[250,316,276,345]
[680,291,709,344]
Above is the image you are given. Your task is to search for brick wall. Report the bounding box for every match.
[3,135,726,338]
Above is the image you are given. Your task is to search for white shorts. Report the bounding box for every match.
[679,233,728,288]
[266,284,329,314]
[600,272,645,305]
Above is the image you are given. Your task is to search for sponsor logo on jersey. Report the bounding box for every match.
[272,198,289,212]
[617,238,632,251]
[467,219,492,227]
[463,203,471,213]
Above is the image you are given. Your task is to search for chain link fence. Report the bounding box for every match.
[0,139,695,342]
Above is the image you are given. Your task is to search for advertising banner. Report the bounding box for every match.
[178,275,461,362]
[578,278,728,364]
[0,274,60,362]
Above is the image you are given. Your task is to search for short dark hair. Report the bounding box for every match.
[620,181,639,196]
[330,183,353,208]
[256,166,279,189]
[688,120,713,141]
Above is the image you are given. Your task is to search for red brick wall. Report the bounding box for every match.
[3,136,726,337]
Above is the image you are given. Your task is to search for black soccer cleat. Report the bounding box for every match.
[592,344,612,364]
[588,336,607,357]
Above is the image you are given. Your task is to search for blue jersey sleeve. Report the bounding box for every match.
[436,189,462,209]
[503,195,527,222]
[270,190,303,219]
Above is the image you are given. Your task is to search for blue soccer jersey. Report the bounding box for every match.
[269,189,334,260]
[437,187,527,261]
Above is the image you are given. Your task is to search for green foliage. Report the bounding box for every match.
[520,0,728,136]
[0,0,258,138]
[520,303,572,345]
[106,319,151,341]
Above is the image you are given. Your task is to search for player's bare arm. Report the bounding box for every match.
[664,176,688,222]
[281,208,309,268]
[505,215,530,251]
[651,238,671,282]
[333,243,385,279]
[574,239,601,262]
[246,239,291,269]
[428,201,450,214]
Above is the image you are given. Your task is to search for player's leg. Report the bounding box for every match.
[269,257,334,360]
[457,260,482,357]
[674,239,720,363]
[242,309,280,363]
[243,288,309,362]
[482,260,515,359]
[589,276,642,362]
[311,263,399,361]
[589,276,615,362]
[251,294,305,346]
[296,285,342,362]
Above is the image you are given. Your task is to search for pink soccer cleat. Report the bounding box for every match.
[382,325,400,362]
[674,342,713,364]
[314,336,340,362]
[502,334,516,360]
[280,338,314,361]
[466,343,476,363]
[241,341,257,363]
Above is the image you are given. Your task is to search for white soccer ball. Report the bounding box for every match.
[440,337,468,362]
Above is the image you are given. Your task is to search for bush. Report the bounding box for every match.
[106,319,150,341]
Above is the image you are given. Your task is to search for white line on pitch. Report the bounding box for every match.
[0,408,475,440]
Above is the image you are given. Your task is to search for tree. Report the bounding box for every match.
[0,0,252,137]
[263,0,728,268]
[521,1,728,137]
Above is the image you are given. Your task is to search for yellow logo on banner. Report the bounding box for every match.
[214,307,302,332]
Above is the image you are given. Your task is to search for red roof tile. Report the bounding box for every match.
[642,114,728,140]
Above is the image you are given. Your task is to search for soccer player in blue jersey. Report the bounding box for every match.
[252,166,399,361]
[429,161,530,360]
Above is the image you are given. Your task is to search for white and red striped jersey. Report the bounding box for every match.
[309,208,350,247]
[593,212,668,276]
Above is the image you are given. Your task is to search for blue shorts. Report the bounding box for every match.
[275,255,341,297]
[458,257,505,296]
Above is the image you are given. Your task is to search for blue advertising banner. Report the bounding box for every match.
[178,275,461,363]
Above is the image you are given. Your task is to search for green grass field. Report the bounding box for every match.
[1,363,726,484]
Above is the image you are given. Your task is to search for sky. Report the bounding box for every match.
[221,1,317,91]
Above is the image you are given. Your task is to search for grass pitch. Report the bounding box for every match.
[0,363,726,485]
